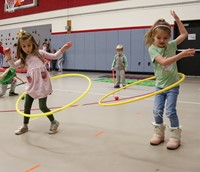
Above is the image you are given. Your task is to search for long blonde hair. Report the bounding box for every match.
[16,30,45,67]
[144,19,171,47]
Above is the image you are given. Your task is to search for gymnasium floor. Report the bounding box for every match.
[0,71,199,172]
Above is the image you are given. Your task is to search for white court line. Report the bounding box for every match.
[54,88,109,96]
[53,88,200,105]
[177,100,200,105]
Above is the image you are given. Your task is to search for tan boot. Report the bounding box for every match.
[150,122,165,145]
[166,127,182,150]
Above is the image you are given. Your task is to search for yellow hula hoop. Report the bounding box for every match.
[16,73,92,118]
[98,73,185,107]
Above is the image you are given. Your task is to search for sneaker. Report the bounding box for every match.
[9,92,19,96]
[114,85,120,88]
[122,85,126,89]
[49,121,59,134]
[15,126,28,135]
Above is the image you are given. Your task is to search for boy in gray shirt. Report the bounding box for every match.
[111,44,128,88]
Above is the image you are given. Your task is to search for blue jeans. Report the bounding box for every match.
[153,86,180,127]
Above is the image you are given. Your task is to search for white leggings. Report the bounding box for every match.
[57,60,63,71]
[0,79,16,97]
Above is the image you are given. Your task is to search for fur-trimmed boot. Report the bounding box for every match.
[150,122,165,145]
[166,127,182,150]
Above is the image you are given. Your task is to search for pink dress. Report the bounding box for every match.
[8,50,63,99]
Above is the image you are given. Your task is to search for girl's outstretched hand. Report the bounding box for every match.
[64,41,73,48]
[61,41,73,53]
[181,48,196,58]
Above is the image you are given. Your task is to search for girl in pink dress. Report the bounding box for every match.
[4,30,72,135]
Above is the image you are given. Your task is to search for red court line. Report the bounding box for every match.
[136,112,141,115]
[25,164,41,172]
[0,92,154,113]
[95,131,105,136]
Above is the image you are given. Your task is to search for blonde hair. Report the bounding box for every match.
[144,19,171,47]
[17,30,45,67]
[116,44,124,50]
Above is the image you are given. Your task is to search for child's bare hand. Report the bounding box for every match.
[181,48,196,58]
[3,47,12,61]
[61,42,72,53]
[3,47,11,55]
[64,41,72,49]
[170,10,179,20]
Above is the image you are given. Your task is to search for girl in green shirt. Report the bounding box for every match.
[145,11,195,150]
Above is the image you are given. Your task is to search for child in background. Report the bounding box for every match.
[43,42,51,71]
[57,48,64,72]
[111,44,128,88]
[145,11,195,150]
[0,68,20,97]
[51,49,57,71]
[4,29,72,135]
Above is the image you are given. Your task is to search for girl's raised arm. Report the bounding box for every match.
[41,41,73,60]
[171,10,188,45]
[3,48,21,69]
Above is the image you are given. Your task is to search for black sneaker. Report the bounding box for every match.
[114,85,120,88]
[9,92,19,96]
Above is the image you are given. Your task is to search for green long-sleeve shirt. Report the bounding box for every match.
[0,68,16,85]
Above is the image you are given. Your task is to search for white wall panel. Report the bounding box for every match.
[0,1,199,32]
